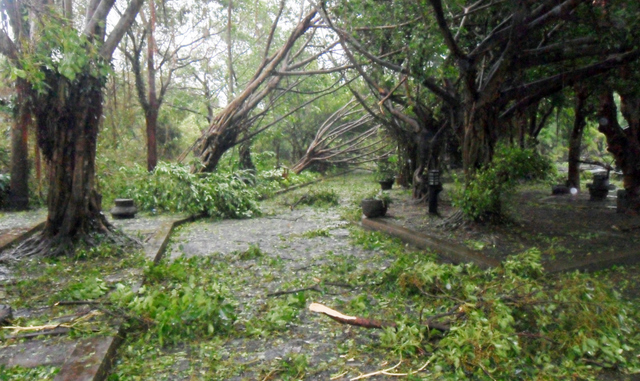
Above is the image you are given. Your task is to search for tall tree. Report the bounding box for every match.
[123,0,208,171]
[0,0,144,257]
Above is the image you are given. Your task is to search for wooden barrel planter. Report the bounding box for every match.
[110,198,138,219]
[361,199,387,218]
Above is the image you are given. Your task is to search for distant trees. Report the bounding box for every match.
[123,0,209,171]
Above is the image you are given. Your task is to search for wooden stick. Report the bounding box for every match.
[309,303,450,331]
[350,360,402,380]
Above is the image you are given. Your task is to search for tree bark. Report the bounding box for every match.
[597,89,640,213]
[463,102,499,171]
[31,74,111,250]
[238,139,255,170]
[567,88,589,189]
[8,80,31,210]
[145,0,158,172]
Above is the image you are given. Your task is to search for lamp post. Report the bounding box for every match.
[428,170,442,215]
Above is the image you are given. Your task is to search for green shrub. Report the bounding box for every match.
[453,144,553,221]
[99,162,260,219]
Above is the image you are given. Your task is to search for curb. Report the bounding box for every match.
[362,217,639,274]
[0,220,46,252]
[51,214,200,381]
[361,217,500,269]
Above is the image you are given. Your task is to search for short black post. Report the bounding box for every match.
[427,170,442,215]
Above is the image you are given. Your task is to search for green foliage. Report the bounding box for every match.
[276,353,309,379]
[0,365,59,381]
[375,154,398,181]
[301,228,331,238]
[234,244,264,260]
[254,169,318,197]
[453,144,554,221]
[246,293,306,336]
[294,189,340,207]
[60,277,108,301]
[4,10,111,93]
[380,320,425,356]
[386,248,640,379]
[363,189,392,206]
[99,162,260,219]
[111,257,236,346]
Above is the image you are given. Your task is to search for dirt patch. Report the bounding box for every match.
[387,187,639,264]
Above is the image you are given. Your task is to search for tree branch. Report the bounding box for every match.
[100,0,146,59]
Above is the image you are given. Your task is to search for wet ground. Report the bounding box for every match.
[164,206,400,380]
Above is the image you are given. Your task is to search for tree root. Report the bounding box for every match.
[0,226,141,263]
[437,209,466,230]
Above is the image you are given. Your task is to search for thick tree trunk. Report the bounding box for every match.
[195,126,241,173]
[463,103,499,172]
[567,89,589,189]
[597,90,640,212]
[31,73,111,253]
[8,80,31,210]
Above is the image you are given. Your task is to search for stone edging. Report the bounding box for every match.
[361,217,499,269]
[49,214,200,381]
[0,221,46,252]
[362,217,640,273]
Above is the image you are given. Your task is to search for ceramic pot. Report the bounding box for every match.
[379,179,394,190]
[110,198,138,219]
[361,199,387,218]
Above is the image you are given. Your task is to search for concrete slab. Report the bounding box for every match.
[53,336,121,381]
[0,339,76,368]
[0,221,45,252]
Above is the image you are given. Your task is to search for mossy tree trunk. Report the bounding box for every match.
[31,73,111,251]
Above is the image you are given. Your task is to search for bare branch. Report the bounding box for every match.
[100,0,146,59]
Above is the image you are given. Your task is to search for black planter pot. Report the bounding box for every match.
[361,199,387,218]
[379,179,394,190]
[110,198,138,219]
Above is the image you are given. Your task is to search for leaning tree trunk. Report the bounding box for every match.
[597,90,640,213]
[194,122,243,173]
[30,73,112,254]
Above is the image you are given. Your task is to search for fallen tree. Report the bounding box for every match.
[291,99,386,174]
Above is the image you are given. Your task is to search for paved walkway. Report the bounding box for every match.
[0,211,188,381]
[161,207,397,380]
